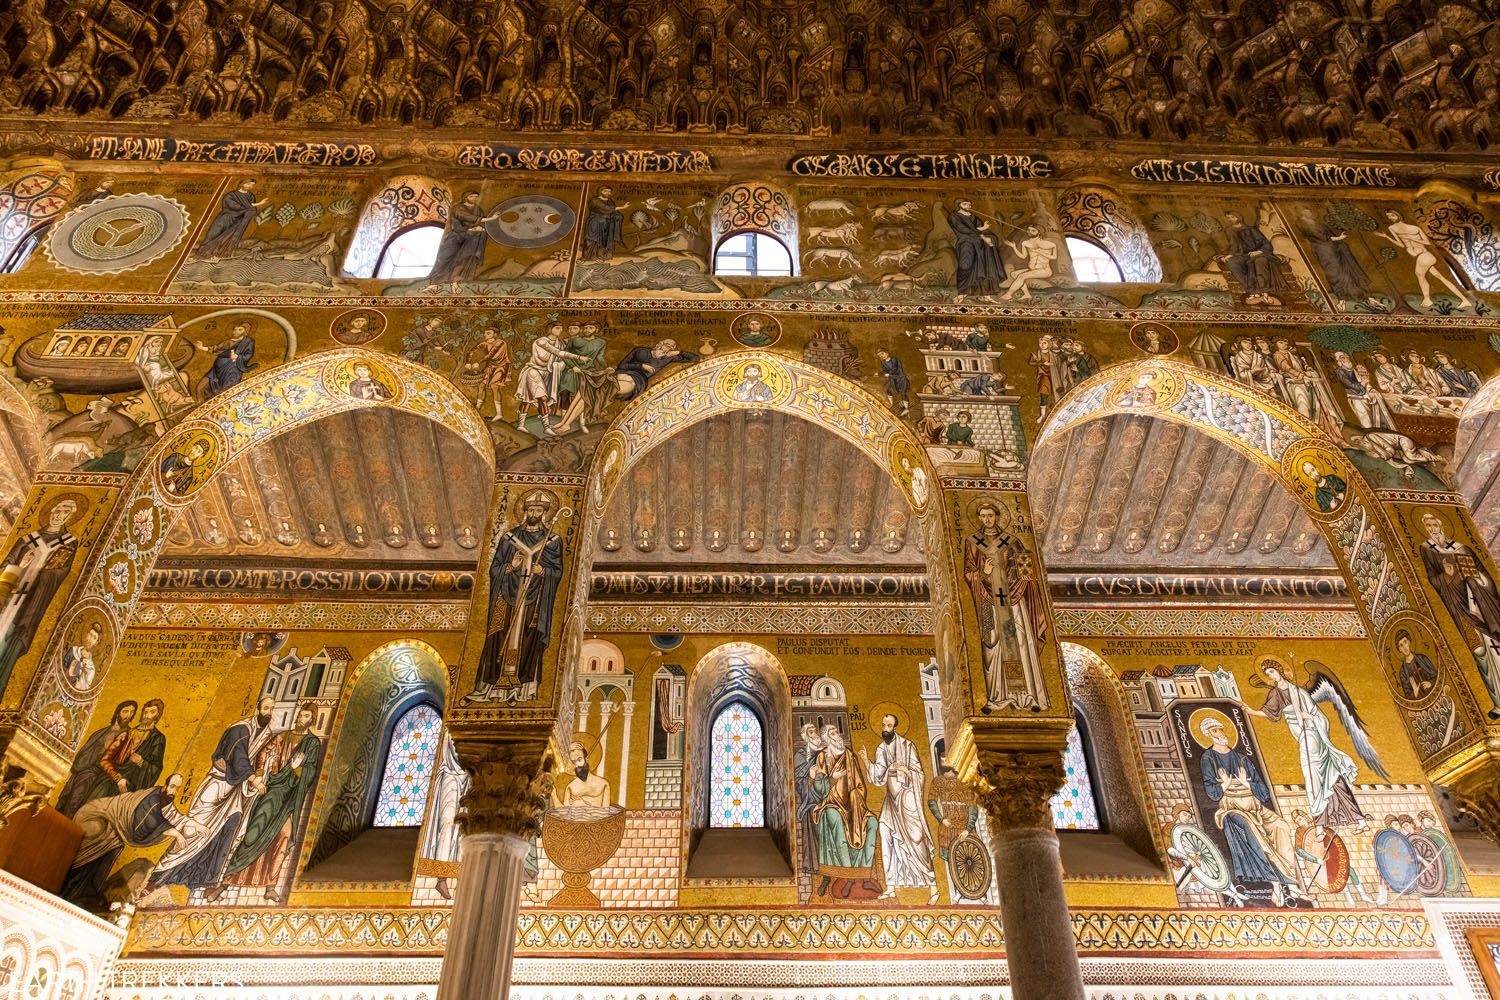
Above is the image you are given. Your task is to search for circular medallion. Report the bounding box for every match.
[156,424,225,502]
[730,312,782,349]
[46,194,189,274]
[1109,366,1184,412]
[327,354,403,405]
[1280,440,1353,521]
[1379,612,1446,709]
[715,356,792,409]
[887,435,930,513]
[330,308,388,346]
[54,601,116,696]
[485,195,577,248]
[949,831,992,900]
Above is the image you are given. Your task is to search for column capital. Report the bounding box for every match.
[973,747,1066,832]
[1447,757,1500,848]
[453,739,555,840]
[0,717,69,828]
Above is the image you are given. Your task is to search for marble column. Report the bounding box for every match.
[975,748,1084,1000]
[436,742,553,1000]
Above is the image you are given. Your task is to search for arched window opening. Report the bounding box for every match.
[373,702,443,827]
[1064,237,1124,284]
[374,224,443,280]
[713,232,793,277]
[709,700,765,828]
[1049,711,1104,831]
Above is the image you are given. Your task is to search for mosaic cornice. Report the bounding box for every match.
[1052,607,1369,639]
[584,602,934,635]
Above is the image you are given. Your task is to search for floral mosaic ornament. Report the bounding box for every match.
[374,704,444,827]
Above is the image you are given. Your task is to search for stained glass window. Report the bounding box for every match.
[374,703,443,827]
[1049,716,1102,830]
[709,701,765,828]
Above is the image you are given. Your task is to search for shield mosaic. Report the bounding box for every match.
[949,831,992,900]
[1410,832,1448,896]
[1373,828,1421,892]
[485,195,577,248]
[45,194,190,274]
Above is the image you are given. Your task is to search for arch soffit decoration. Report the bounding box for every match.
[1059,641,1165,860]
[564,350,966,749]
[1035,357,1486,775]
[22,349,493,754]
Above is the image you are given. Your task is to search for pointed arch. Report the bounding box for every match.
[18,351,491,760]
[1036,357,1487,779]
[546,352,965,767]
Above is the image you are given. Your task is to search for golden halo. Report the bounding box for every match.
[1187,707,1238,750]
[867,701,910,735]
[967,495,1013,532]
[566,731,602,768]
[38,491,89,528]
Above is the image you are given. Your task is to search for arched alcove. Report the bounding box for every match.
[1054,183,1163,283]
[340,175,452,279]
[710,182,798,278]
[681,642,794,878]
[17,349,493,767]
[301,640,451,883]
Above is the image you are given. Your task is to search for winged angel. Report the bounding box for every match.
[1240,656,1388,832]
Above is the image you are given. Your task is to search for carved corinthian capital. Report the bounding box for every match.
[973,748,1067,832]
[1449,761,1500,849]
[455,742,556,839]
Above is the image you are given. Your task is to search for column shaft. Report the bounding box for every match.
[975,748,1085,1000]
[436,833,530,1000]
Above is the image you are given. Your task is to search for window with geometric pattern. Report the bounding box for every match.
[709,700,765,828]
[373,702,443,827]
[1049,712,1103,831]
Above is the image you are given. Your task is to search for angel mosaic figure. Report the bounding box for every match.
[1239,657,1387,832]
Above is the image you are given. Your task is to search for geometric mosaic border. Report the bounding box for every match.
[584,603,935,635]
[1053,607,1368,639]
[123,907,1435,958]
[131,600,470,631]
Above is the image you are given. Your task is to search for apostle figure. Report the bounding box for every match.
[416,733,470,900]
[963,500,1047,711]
[195,321,257,397]
[1197,717,1302,907]
[426,192,502,293]
[220,702,324,903]
[0,492,86,691]
[1300,460,1347,514]
[730,363,775,403]
[58,698,165,818]
[159,439,212,498]
[809,724,882,900]
[1394,630,1439,700]
[62,774,191,911]
[63,622,103,688]
[1331,351,1395,430]
[346,362,393,401]
[1293,207,1380,311]
[948,200,1004,300]
[149,695,277,894]
[582,187,628,261]
[194,180,267,260]
[794,723,825,898]
[1418,510,1500,717]
[1218,210,1281,306]
[466,491,565,704]
[862,714,937,902]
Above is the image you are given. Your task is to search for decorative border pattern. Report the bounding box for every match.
[21,349,493,755]
[1052,607,1368,639]
[106,955,1455,991]
[123,907,1436,958]
[1424,899,1500,999]
[0,868,125,1000]
[585,602,934,635]
[131,600,470,631]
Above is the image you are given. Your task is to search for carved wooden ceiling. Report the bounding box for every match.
[1030,413,1338,574]
[2,0,1495,149]
[155,408,491,566]
[592,409,921,567]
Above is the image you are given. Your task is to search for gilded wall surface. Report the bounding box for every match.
[0,136,1498,979]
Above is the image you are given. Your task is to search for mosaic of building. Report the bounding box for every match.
[1,3,1500,998]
